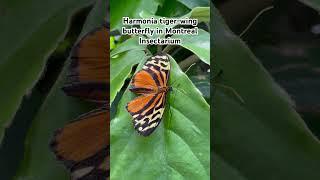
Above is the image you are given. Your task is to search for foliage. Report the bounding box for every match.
[110,0,210,179]
[0,0,105,179]
[212,1,320,179]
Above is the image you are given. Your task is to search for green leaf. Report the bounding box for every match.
[188,7,210,22]
[0,0,94,142]
[110,37,146,57]
[172,29,210,65]
[299,0,320,11]
[156,0,190,17]
[213,6,320,180]
[110,36,116,50]
[110,50,146,104]
[110,0,163,30]
[14,0,105,179]
[111,56,210,179]
[177,0,209,9]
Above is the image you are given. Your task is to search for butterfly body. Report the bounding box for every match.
[129,84,169,94]
[126,53,170,136]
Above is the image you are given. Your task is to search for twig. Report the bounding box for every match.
[178,54,199,71]
[157,45,163,53]
[171,46,183,57]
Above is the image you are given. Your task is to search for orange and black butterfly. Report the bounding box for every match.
[50,25,109,180]
[126,53,170,136]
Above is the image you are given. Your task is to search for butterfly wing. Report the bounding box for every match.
[52,26,109,179]
[62,26,109,103]
[50,107,109,180]
[126,93,167,136]
[126,53,170,136]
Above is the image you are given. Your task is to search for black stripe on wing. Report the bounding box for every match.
[144,68,161,87]
[126,94,158,116]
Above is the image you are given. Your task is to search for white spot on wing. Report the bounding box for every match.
[71,166,94,179]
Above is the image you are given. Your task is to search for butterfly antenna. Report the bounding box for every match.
[184,63,196,74]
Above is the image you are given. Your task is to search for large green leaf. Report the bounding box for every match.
[111,56,210,179]
[172,29,210,65]
[212,6,320,180]
[110,50,146,104]
[212,154,247,180]
[177,0,209,9]
[14,0,105,179]
[0,0,94,143]
[110,0,163,30]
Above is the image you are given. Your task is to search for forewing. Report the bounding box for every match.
[63,26,109,102]
[142,53,170,87]
[130,53,170,94]
[130,69,157,94]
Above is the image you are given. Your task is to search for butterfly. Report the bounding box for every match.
[50,25,109,180]
[126,53,171,136]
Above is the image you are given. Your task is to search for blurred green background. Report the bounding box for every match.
[0,0,105,179]
[215,0,320,140]
[213,0,320,179]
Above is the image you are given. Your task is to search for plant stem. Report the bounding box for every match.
[179,54,199,71]
[163,45,175,54]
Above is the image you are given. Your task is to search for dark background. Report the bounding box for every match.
[215,0,320,139]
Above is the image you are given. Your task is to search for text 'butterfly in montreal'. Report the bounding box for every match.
[126,53,171,136]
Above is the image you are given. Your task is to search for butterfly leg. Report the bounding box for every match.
[212,68,245,104]
[214,83,245,104]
